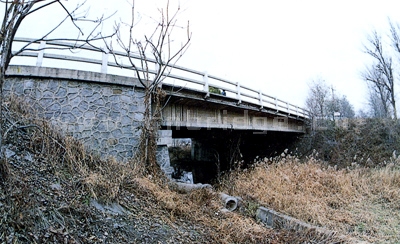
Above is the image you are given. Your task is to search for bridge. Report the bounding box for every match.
[6,38,309,182]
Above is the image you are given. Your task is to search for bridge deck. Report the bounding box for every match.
[9,37,309,134]
[161,84,306,133]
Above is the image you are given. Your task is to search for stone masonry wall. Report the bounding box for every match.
[4,69,145,161]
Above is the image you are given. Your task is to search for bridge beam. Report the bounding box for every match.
[161,95,306,133]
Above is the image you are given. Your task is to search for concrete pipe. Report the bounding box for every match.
[169,182,212,193]
[220,193,238,211]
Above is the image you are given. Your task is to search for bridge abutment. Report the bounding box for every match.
[5,66,145,161]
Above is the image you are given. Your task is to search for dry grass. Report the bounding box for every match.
[126,176,286,243]
[6,95,395,243]
[3,96,325,243]
[218,155,400,243]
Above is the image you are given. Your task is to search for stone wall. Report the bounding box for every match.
[156,145,174,178]
[5,66,145,161]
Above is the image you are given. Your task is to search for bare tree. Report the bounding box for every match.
[305,78,330,118]
[337,95,355,118]
[389,18,400,58]
[107,0,191,174]
[306,79,355,130]
[0,0,115,180]
[362,30,397,119]
[365,72,391,118]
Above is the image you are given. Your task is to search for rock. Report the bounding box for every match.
[5,148,16,158]
[50,183,62,191]
[90,199,130,215]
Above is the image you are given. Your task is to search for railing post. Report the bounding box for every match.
[101,47,109,74]
[236,82,241,104]
[275,98,278,112]
[36,41,46,67]
[258,90,263,109]
[286,102,290,115]
[203,72,210,98]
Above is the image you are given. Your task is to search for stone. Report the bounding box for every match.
[48,80,59,92]
[78,101,89,112]
[111,129,123,138]
[4,71,146,162]
[5,148,16,159]
[24,80,34,89]
[83,111,95,119]
[48,103,61,111]
[120,95,131,103]
[60,113,76,123]
[67,87,80,94]
[90,199,130,215]
[50,183,62,191]
[71,107,83,118]
[39,98,53,109]
[81,87,94,97]
[69,96,81,107]
[55,87,67,97]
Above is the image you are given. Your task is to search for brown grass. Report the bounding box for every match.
[218,155,400,243]
[3,96,324,243]
[4,96,388,243]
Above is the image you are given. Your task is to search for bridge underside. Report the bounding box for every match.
[161,127,302,183]
[159,89,306,183]
[160,88,306,133]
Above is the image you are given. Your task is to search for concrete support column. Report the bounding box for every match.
[156,145,173,178]
[156,130,174,177]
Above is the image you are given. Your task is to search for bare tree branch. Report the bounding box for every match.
[0,0,116,180]
[362,29,397,119]
[106,0,191,173]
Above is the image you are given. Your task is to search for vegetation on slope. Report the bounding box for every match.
[0,97,339,243]
[218,152,400,243]
[3,96,399,243]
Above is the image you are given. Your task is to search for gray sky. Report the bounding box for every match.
[176,0,400,112]
[9,0,400,112]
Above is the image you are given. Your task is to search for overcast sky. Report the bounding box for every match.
[9,0,400,112]
[176,0,400,112]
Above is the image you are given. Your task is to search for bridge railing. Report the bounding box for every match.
[10,37,309,119]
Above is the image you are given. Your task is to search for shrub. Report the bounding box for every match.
[297,118,400,167]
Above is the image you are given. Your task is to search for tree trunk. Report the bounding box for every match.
[0,70,7,182]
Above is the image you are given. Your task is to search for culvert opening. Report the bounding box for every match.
[220,193,238,211]
[226,199,237,211]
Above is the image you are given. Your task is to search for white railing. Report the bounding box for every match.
[10,37,309,119]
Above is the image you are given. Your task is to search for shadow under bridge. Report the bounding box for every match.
[159,87,306,183]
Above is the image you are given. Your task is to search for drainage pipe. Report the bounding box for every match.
[169,182,212,193]
[220,193,239,211]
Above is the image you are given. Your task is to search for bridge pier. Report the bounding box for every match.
[156,130,174,178]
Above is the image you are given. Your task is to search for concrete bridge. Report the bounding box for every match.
[6,38,309,182]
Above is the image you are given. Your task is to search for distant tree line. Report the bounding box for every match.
[305,79,355,120]
[300,19,400,166]
[306,19,400,120]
